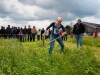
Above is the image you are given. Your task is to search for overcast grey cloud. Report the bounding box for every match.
[18,0,100,18]
[0,0,100,28]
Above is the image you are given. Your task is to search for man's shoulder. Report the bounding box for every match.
[81,23,85,27]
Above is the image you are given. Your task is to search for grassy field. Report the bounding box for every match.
[0,36,100,75]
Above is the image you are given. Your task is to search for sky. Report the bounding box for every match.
[0,0,100,29]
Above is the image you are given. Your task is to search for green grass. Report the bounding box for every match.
[0,37,100,75]
[70,36,100,47]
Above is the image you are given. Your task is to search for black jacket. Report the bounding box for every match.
[22,28,27,34]
[46,22,66,35]
[6,27,11,34]
[73,23,85,35]
[27,28,31,34]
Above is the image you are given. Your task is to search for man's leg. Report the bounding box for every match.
[76,35,79,48]
[79,34,83,47]
[28,34,29,41]
[33,34,35,41]
[30,34,32,41]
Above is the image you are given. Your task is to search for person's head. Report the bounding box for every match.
[18,27,20,29]
[20,29,22,32]
[33,26,35,28]
[1,26,3,29]
[42,28,44,30]
[77,19,81,24]
[12,26,14,28]
[21,28,22,30]
[56,17,62,25]
[3,27,5,29]
[24,26,26,28]
[8,25,10,28]
[28,25,30,28]
[39,29,41,31]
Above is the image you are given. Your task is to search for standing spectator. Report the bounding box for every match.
[42,17,67,54]
[63,29,68,41]
[16,27,20,38]
[18,28,23,42]
[41,28,45,40]
[3,27,7,39]
[73,19,85,48]
[6,25,11,39]
[0,26,1,38]
[37,29,41,40]
[93,29,98,38]
[22,26,27,42]
[0,26,3,38]
[45,29,50,39]
[13,27,17,38]
[11,26,14,38]
[11,26,16,38]
[0,26,6,38]
[31,26,37,41]
[27,25,32,41]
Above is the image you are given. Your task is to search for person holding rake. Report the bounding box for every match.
[42,17,67,54]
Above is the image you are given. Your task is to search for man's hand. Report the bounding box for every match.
[42,33,45,36]
[42,30,47,36]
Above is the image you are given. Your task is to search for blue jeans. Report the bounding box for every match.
[12,34,16,38]
[75,34,83,48]
[49,34,64,54]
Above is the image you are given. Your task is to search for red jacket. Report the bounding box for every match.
[60,30,64,36]
[94,31,98,36]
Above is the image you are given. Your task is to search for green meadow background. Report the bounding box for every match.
[0,36,100,75]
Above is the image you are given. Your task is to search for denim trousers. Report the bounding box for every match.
[49,34,64,54]
[75,34,83,48]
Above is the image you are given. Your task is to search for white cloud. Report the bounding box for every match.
[82,16,100,24]
[0,0,100,30]
[26,20,52,30]
[0,16,11,25]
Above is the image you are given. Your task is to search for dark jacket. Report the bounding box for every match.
[22,28,27,34]
[6,27,11,34]
[16,29,20,34]
[11,28,16,34]
[0,29,1,34]
[41,29,45,35]
[73,23,85,35]
[27,28,31,34]
[1,28,6,34]
[46,22,66,35]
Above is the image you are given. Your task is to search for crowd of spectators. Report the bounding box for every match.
[0,25,68,42]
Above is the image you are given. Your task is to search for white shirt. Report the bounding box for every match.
[45,30,49,36]
[37,30,41,35]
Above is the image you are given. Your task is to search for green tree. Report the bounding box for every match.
[65,25,72,34]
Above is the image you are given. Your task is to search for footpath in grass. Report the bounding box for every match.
[0,38,100,75]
